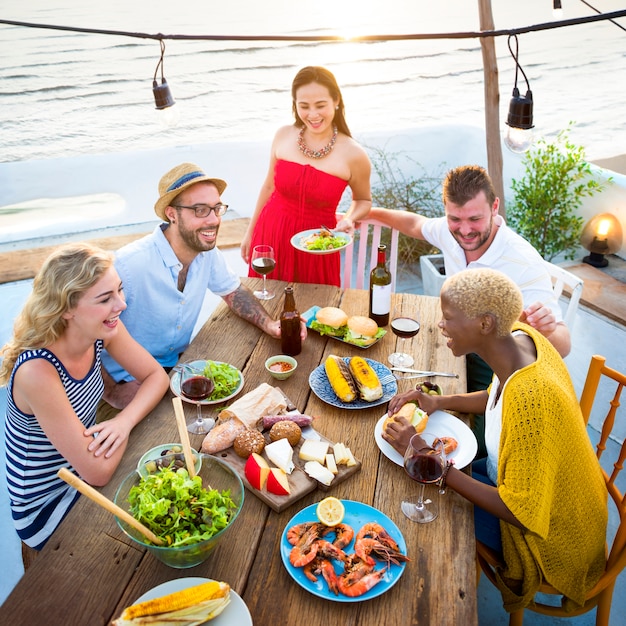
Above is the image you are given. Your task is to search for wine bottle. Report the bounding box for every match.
[369,244,392,326]
[280,286,302,356]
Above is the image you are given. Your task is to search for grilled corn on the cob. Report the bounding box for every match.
[325,355,357,403]
[349,356,383,401]
[113,580,230,625]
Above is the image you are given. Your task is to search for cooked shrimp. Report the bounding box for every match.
[355,538,410,567]
[289,524,323,567]
[316,539,348,562]
[287,522,323,546]
[355,522,400,551]
[303,556,340,594]
[337,568,386,597]
[321,523,354,549]
[433,436,458,456]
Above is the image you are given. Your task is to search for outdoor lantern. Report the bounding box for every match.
[580,213,623,268]
[152,40,180,129]
[504,34,534,154]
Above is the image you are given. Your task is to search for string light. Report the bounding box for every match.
[553,1,564,19]
[152,39,180,129]
[504,34,534,154]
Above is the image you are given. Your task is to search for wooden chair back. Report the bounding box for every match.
[476,354,626,626]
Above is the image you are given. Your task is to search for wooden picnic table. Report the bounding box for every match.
[2,278,476,625]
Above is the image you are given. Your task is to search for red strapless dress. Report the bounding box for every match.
[248,160,348,287]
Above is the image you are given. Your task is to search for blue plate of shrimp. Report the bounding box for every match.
[280,500,408,602]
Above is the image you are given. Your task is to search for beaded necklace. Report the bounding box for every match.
[297,125,338,159]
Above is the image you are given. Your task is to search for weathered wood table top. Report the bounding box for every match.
[2,278,476,625]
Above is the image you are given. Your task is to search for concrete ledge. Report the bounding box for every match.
[0,217,250,284]
[567,263,626,326]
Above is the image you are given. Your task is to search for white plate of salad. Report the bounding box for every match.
[170,360,244,406]
[290,228,352,255]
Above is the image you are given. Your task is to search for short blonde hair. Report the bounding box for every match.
[441,268,523,337]
[0,243,114,384]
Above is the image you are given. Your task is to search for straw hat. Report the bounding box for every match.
[154,163,227,221]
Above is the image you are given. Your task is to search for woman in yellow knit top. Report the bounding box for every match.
[383,268,607,613]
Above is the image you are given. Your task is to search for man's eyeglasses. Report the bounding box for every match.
[171,203,229,218]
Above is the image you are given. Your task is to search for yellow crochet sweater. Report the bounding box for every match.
[495,324,607,612]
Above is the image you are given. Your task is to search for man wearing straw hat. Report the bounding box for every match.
[100,162,305,410]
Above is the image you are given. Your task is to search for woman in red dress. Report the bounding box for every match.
[241,66,372,287]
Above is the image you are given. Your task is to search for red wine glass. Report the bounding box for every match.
[179,362,215,435]
[389,304,420,368]
[251,244,276,300]
[402,433,445,523]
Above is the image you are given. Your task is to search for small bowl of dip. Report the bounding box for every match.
[265,355,297,380]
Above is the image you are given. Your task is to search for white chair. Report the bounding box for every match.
[543,260,584,328]
[336,212,399,291]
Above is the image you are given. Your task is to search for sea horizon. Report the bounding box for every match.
[1,0,625,165]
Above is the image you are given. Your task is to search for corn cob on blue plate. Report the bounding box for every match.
[309,357,397,409]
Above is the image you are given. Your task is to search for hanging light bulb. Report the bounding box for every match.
[504,34,534,153]
[552,0,564,19]
[152,39,180,129]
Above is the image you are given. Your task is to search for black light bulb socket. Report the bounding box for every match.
[553,0,562,10]
[152,78,175,110]
[506,87,534,130]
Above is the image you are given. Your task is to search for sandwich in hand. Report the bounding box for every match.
[383,402,428,434]
[344,315,380,347]
[311,307,349,338]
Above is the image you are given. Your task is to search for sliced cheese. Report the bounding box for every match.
[333,442,349,465]
[265,438,295,474]
[304,461,335,486]
[299,439,329,464]
[325,453,338,475]
[345,447,357,467]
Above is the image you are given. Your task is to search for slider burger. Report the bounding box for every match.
[383,402,429,434]
[345,315,379,347]
[311,307,349,338]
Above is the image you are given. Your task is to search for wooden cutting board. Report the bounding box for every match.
[212,430,361,513]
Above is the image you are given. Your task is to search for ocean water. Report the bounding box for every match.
[1,0,625,164]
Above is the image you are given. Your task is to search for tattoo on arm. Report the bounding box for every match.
[223,285,272,331]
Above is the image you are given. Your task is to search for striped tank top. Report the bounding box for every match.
[4,340,105,550]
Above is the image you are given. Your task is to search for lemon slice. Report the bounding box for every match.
[316,496,345,526]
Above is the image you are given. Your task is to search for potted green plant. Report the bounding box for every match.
[507,123,608,261]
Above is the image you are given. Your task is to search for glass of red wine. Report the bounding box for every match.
[389,304,420,368]
[402,433,445,523]
[251,244,276,300]
[178,362,216,435]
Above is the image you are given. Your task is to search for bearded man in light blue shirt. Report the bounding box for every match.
[101,162,302,409]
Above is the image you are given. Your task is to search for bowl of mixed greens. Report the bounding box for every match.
[114,454,244,568]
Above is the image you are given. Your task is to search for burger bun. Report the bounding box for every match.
[315,307,349,329]
[345,315,379,346]
[383,402,428,434]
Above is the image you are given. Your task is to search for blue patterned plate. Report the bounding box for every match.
[309,357,397,409]
[280,500,407,602]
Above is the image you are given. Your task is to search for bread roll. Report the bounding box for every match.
[233,429,266,458]
[269,420,302,446]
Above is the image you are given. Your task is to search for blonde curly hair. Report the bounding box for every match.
[0,243,114,384]
[441,268,523,337]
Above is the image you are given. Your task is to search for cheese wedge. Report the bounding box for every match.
[325,454,338,475]
[299,439,330,464]
[304,461,335,486]
[264,438,295,474]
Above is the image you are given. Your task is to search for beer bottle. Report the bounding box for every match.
[369,244,392,326]
[280,286,302,356]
